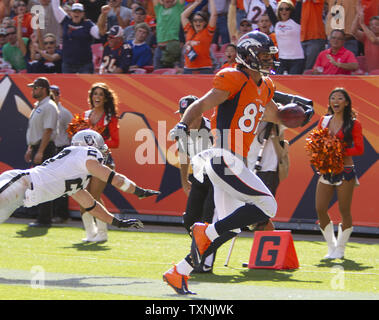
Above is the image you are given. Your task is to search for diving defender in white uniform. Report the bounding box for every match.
[0,129,160,228]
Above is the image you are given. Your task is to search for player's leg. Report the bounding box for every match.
[89,176,108,242]
[0,170,30,224]
[191,152,277,267]
[80,176,108,242]
[182,177,209,234]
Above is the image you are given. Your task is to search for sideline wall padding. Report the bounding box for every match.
[0,74,378,228]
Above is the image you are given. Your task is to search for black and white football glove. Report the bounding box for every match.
[169,122,189,141]
[134,186,161,199]
[112,217,144,229]
[297,101,314,127]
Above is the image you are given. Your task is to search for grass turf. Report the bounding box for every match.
[0,222,378,300]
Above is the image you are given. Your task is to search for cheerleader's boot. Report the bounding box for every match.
[329,224,353,259]
[319,221,337,259]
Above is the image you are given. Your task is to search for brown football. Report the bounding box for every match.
[278,103,306,128]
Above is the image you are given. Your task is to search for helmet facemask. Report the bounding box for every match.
[236,31,278,75]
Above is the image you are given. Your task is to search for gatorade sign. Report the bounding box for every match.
[248,231,299,269]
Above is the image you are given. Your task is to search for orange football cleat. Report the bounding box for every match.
[163,265,195,295]
[190,222,211,267]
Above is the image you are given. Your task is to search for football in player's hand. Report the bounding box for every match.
[278,103,306,128]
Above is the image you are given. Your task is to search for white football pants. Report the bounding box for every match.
[193,148,277,223]
[0,170,29,223]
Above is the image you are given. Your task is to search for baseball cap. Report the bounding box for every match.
[175,95,199,114]
[240,18,252,26]
[27,77,50,89]
[106,25,124,38]
[71,3,84,11]
[135,6,146,14]
[50,85,60,95]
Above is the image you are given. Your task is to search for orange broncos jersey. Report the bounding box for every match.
[211,67,275,158]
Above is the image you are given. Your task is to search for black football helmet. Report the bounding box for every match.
[176,95,199,114]
[236,31,278,75]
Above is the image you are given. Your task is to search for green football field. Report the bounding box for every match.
[0,221,378,301]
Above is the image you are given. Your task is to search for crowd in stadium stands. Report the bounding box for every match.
[0,0,378,75]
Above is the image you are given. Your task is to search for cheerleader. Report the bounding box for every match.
[81,83,120,242]
[316,88,364,259]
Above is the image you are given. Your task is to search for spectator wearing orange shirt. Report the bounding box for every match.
[360,0,379,25]
[300,0,326,72]
[12,0,33,39]
[351,8,379,73]
[181,0,217,74]
[129,5,155,26]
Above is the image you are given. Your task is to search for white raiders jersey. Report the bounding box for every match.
[24,146,104,207]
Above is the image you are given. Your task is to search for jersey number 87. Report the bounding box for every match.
[238,103,265,134]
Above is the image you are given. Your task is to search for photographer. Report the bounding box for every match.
[181,0,217,74]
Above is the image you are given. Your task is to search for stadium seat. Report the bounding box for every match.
[210,43,219,55]
[303,69,313,75]
[209,43,229,70]
[132,68,147,74]
[220,43,229,53]
[369,69,379,75]
[91,43,104,73]
[152,68,177,75]
[356,55,367,73]
[142,65,154,73]
[352,69,365,75]
[0,68,15,74]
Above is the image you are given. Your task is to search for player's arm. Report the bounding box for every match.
[179,159,191,196]
[262,99,281,124]
[71,189,143,228]
[184,89,229,126]
[170,88,229,140]
[85,159,160,199]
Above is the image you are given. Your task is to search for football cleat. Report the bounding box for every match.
[190,223,211,268]
[163,266,195,295]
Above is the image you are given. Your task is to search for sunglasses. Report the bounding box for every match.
[193,18,205,23]
[279,7,291,11]
[240,23,251,27]
[44,41,55,45]
[32,86,43,90]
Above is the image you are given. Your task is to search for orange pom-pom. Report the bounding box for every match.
[67,113,106,138]
[67,114,90,138]
[305,128,345,175]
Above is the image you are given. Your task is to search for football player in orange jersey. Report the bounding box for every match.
[163,31,313,295]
